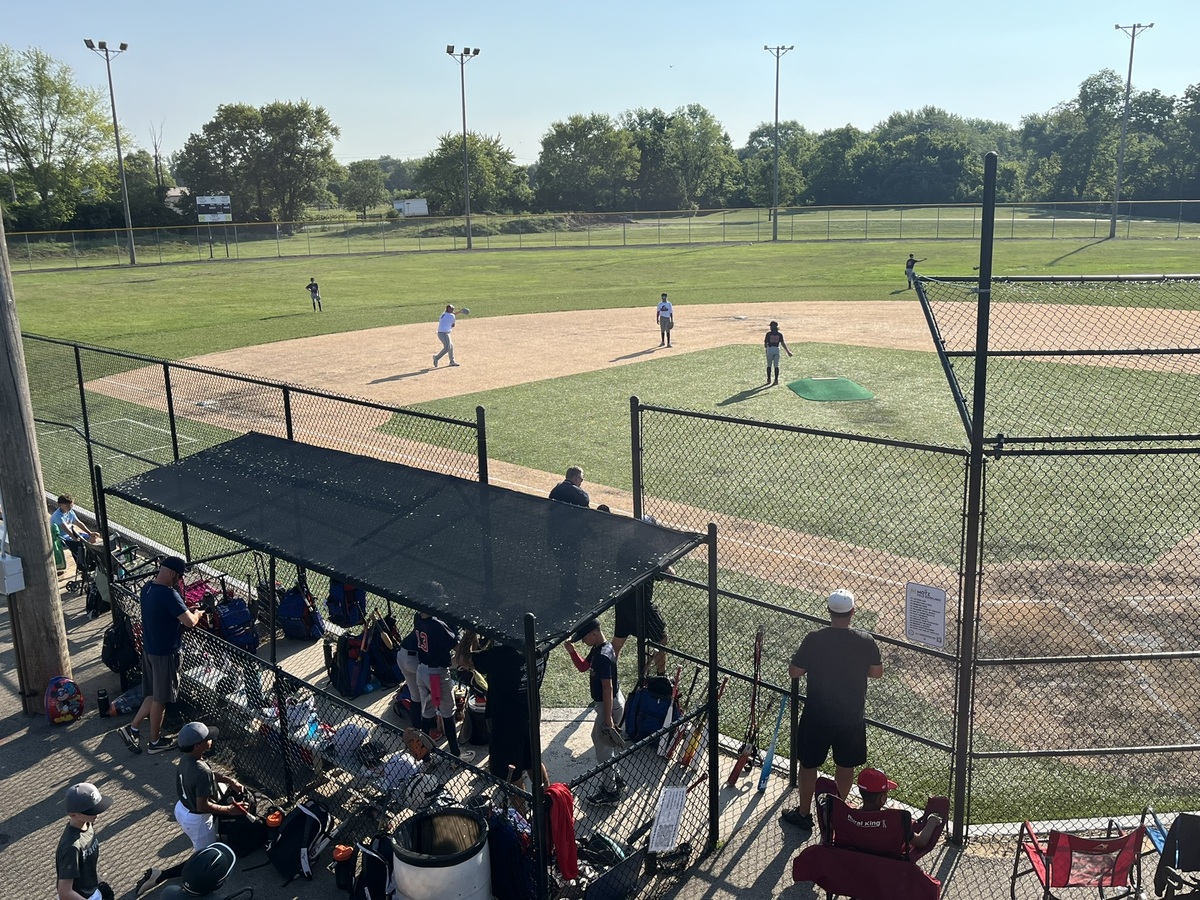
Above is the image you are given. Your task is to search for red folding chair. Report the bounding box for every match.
[793,794,942,900]
[1010,820,1144,900]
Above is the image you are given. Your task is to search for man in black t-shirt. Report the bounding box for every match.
[549,466,589,507]
[780,589,882,835]
[55,783,113,900]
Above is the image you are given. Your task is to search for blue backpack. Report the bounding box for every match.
[325,581,366,628]
[213,596,260,654]
[279,585,325,640]
[624,676,680,741]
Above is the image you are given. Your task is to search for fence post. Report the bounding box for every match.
[706,523,720,853]
[75,347,99,515]
[524,613,549,900]
[25,233,32,270]
[630,396,643,520]
[283,387,294,441]
[936,206,941,239]
[826,209,831,241]
[789,677,799,787]
[899,208,904,240]
[1011,206,1016,239]
[381,220,387,253]
[864,208,869,239]
[162,364,192,561]
[950,152,997,846]
[72,233,80,268]
[475,406,489,484]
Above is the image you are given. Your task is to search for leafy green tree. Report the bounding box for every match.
[415,132,531,214]
[618,107,676,210]
[803,125,867,205]
[342,159,387,215]
[738,120,812,208]
[377,156,421,193]
[0,45,113,229]
[535,113,638,211]
[664,104,741,209]
[173,100,340,222]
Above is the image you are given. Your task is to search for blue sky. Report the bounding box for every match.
[8,1,1197,167]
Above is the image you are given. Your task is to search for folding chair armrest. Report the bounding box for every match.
[1017,820,1041,848]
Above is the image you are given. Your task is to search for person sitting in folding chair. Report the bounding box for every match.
[855,768,945,858]
[51,494,96,583]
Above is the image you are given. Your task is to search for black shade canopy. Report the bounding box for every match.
[106,432,705,649]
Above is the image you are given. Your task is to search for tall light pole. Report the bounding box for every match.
[764,45,793,242]
[1109,23,1153,240]
[446,45,480,250]
[84,39,137,265]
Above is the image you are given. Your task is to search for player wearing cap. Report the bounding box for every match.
[56,782,113,900]
[855,767,944,852]
[118,558,205,754]
[780,588,883,834]
[763,321,793,386]
[174,722,245,851]
[433,304,460,367]
[656,293,674,347]
[566,618,626,805]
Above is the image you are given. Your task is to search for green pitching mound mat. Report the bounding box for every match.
[788,376,875,401]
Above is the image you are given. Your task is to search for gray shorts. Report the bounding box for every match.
[142,651,181,703]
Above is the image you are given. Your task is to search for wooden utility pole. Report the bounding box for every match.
[0,215,74,714]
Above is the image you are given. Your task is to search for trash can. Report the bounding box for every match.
[393,807,490,900]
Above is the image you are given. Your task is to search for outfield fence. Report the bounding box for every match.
[8,199,1200,271]
[629,275,1200,891]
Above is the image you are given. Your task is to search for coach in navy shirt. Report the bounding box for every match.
[549,466,589,507]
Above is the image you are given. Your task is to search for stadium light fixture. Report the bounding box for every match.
[84,38,137,265]
[1109,23,1153,239]
[764,45,794,242]
[446,44,482,250]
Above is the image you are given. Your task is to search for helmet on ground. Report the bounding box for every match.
[181,842,236,895]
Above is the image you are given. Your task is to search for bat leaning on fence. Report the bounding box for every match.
[757,694,788,791]
[727,625,765,785]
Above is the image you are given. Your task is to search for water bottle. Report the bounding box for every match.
[96,689,109,718]
[307,712,319,739]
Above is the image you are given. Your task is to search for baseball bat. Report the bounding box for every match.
[680,676,727,769]
[664,667,701,761]
[231,800,260,824]
[757,694,788,792]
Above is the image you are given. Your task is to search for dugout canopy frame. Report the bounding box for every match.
[104,431,707,650]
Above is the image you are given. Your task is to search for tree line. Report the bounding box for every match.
[2,43,1199,233]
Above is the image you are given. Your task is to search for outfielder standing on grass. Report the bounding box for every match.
[566,618,626,805]
[305,277,322,311]
[905,253,927,290]
[764,321,793,386]
[780,588,882,835]
[656,292,674,347]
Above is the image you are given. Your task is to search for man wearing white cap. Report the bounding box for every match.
[56,782,113,900]
[780,588,882,835]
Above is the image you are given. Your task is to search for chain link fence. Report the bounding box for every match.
[23,334,483,583]
[8,201,1200,272]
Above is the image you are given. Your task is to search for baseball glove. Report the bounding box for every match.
[402,726,434,761]
[460,307,471,315]
[598,725,626,751]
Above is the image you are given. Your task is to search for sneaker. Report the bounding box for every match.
[118,724,142,754]
[449,362,460,367]
[587,785,622,806]
[455,749,476,764]
[615,773,627,791]
[135,867,162,897]
[146,736,176,754]
[780,808,814,832]
[433,355,439,367]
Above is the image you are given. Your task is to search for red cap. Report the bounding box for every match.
[857,768,898,792]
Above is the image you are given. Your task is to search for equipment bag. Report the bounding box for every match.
[218,790,269,857]
[265,798,335,884]
[488,809,537,900]
[279,585,325,640]
[46,675,85,725]
[212,595,260,654]
[351,833,395,900]
[324,631,370,698]
[624,677,680,741]
[85,581,111,620]
[366,619,403,686]
[102,621,140,674]
[326,581,367,628]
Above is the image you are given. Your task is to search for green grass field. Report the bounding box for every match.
[12,239,1200,360]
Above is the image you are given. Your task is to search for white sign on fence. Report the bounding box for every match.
[904,581,946,649]
[648,786,687,853]
[196,195,232,223]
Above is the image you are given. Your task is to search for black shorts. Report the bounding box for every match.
[796,716,867,770]
[487,720,532,779]
[613,596,667,643]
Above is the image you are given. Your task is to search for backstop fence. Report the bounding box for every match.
[22,333,485,581]
[631,274,1200,860]
[7,199,1200,272]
